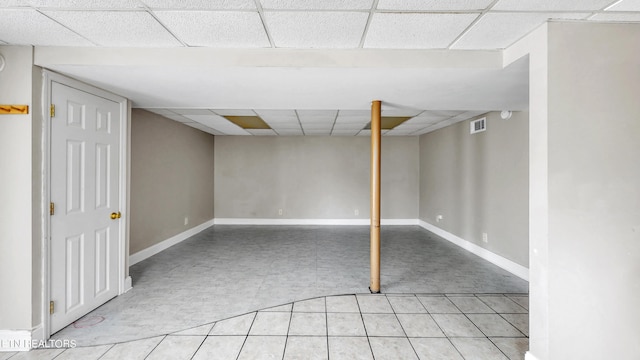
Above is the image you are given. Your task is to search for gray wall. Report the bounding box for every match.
[419,111,529,267]
[130,110,215,254]
[214,136,419,220]
[544,22,640,359]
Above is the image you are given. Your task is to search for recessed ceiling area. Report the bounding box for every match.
[4,0,639,136]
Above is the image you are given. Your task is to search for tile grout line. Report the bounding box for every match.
[188,334,208,360]
[143,335,167,360]
[443,294,482,359]
[354,295,376,359]
[95,343,116,360]
[324,296,330,360]
[234,312,257,360]
[388,294,421,360]
[281,304,293,360]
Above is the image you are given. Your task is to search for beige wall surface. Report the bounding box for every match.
[545,22,640,359]
[419,111,529,267]
[130,110,214,254]
[0,46,35,330]
[214,136,419,219]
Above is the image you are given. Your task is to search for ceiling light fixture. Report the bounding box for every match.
[500,110,512,120]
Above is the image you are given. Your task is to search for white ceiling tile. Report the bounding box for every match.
[606,0,640,11]
[183,114,223,123]
[187,124,225,136]
[304,129,331,135]
[377,0,494,11]
[493,0,613,11]
[301,122,333,130]
[254,109,296,116]
[411,112,449,122]
[364,13,479,49]
[172,109,215,115]
[384,130,418,136]
[212,109,257,116]
[142,0,255,10]
[261,0,373,10]
[331,130,359,136]
[275,129,304,135]
[381,109,423,116]
[0,0,28,6]
[338,110,369,115]
[164,114,193,122]
[357,130,371,136]
[44,10,182,47]
[297,110,337,122]
[247,129,278,135]
[270,125,302,131]
[25,0,144,8]
[0,8,93,45]
[154,11,270,47]
[145,108,177,115]
[591,12,640,20]
[453,12,590,49]
[332,122,366,130]
[265,11,369,48]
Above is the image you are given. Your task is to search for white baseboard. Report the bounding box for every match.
[418,220,529,281]
[31,324,44,342]
[525,351,540,360]
[123,276,132,293]
[0,330,31,351]
[129,219,215,265]
[213,218,418,226]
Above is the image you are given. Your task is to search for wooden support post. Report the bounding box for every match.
[370,100,381,293]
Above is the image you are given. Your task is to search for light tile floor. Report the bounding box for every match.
[4,293,529,359]
[2,226,529,359]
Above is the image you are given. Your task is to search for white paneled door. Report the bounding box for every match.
[50,82,121,334]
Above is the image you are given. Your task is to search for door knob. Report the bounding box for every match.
[110,212,121,220]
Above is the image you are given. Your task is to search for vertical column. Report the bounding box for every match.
[370,100,381,293]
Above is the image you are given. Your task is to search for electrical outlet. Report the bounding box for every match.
[354,209,359,216]
[278,208,283,216]
[482,232,488,243]
[184,217,189,226]
[436,215,443,223]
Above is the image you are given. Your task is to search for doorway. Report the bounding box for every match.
[44,71,130,337]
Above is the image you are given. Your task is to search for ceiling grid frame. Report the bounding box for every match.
[3,0,638,136]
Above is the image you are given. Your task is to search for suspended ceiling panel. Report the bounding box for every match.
[376,0,495,11]
[154,11,270,47]
[265,12,369,48]
[44,10,181,47]
[0,9,93,45]
[4,0,639,136]
[452,12,590,49]
[261,0,373,10]
[365,13,479,49]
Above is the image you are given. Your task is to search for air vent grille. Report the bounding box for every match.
[470,117,486,134]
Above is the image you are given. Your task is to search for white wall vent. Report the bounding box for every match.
[470,117,486,134]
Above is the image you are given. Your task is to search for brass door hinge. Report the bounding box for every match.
[50,202,55,216]
[50,104,55,118]
[50,301,54,314]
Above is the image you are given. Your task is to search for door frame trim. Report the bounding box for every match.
[40,70,131,340]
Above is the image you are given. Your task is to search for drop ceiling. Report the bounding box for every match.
[2,0,639,136]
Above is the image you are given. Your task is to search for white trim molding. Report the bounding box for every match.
[0,330,32,351]
[213,218,418,226]
[525,351,540,360]
[129,219,215,265]
[419,220,529,281]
